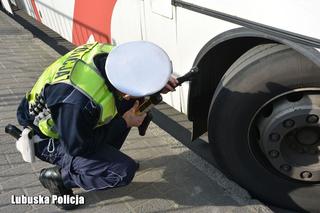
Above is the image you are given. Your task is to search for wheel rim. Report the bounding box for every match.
[249,90,320,182]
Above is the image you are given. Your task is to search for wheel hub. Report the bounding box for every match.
[296,128,319,145]
[256,93,320,182]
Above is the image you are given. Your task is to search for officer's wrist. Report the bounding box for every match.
[121,115,130,128]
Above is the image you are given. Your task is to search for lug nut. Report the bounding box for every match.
[306,115,319,124]
[280,164,291,172]
[269,150,279,158]
[269,133,281,142]
[283,119,295,128]
[300,171,312,179]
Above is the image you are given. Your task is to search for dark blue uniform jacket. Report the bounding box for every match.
[17,54,129,157]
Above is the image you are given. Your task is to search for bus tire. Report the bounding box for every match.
[208,43,320,212]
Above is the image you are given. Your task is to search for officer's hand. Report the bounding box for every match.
[122,101,147,127]
[161,75,178,94]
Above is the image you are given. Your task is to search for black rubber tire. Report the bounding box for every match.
[208,43,320,212]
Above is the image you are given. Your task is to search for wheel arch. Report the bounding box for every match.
[188,27,320,140]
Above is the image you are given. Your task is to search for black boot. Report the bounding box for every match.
[39,166,77,210]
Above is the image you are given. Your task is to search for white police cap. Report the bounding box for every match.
[105,41,172,97]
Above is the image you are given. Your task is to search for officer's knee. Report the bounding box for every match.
[121,159,138,185]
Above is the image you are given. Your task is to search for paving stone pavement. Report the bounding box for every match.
[0,9,273,213]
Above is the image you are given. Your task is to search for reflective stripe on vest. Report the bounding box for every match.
[26,42,117,138]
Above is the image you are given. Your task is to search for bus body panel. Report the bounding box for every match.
[12,0,320,114]
[111,0,143,44]
[34,0,75,42]
[181,0,320,41]
[142,0,181,110]
[111,1,240,113]
[175,7,239,113]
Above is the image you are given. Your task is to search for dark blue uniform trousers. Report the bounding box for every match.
[34,100,138,191]
[34,121,137,191]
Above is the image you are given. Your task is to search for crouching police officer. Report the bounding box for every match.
[16,41,178,210]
